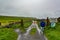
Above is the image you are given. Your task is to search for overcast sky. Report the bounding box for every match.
[0,0,60,19]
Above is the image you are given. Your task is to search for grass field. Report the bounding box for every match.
[0,28,18,40]
[44,22,60,40]
[0,16,33,40]
[0,16,33,26]
[0,16,60,40]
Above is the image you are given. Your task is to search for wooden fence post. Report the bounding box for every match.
[57,17,60,22]
[46,17,50,26]
[21,19,24,27]
[0,22,1,26]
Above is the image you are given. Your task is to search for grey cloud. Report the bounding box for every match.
[0,0,60,19]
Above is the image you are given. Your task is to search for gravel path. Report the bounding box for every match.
[15,29,47,40]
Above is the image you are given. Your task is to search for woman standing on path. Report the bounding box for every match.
[40,21,46,32]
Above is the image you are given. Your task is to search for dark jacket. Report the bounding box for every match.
[40,21,45,27]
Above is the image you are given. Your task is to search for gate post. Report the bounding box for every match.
[0,22,1,26]
[46,17,50,26]
[21,19,24,27]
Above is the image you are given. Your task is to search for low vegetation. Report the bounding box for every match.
[44,22,60,40]
[0,16,60,40]
[0,28,18,40]
[0,16,33,40]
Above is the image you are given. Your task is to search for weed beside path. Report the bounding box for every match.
[44,22,60,40]
[0,28,18,40]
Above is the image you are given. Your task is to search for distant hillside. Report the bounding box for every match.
[0,15,36,20]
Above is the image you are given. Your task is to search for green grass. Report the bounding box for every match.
[44,22,60,40]
[30,28,37,35]
[0,16,34,40]
[0,28,18,40]
[0,16,34,26]
[0,15,60,40]
[0,15,36,40]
